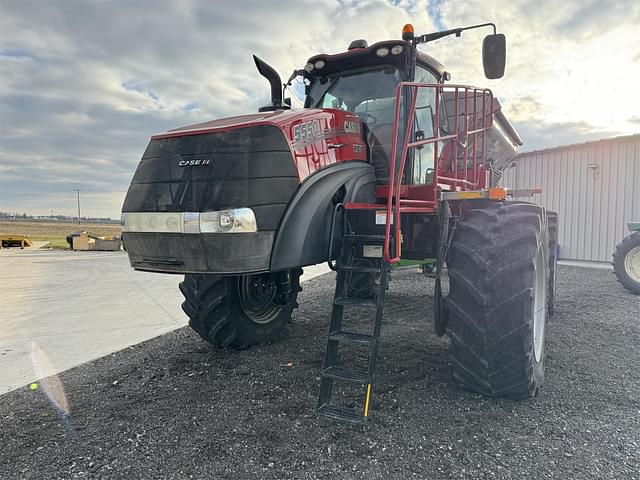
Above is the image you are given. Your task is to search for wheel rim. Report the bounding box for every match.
[550,255,557,297]
[348,258,380,296]
[238,274,281,324]
[624,246,640,283]
[533,245,548,362]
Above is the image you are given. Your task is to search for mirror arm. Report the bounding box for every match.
[285,69,306,86]
[472,22,497,35]
[416,22,497,44]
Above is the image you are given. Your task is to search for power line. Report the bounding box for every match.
[74,188,81,225]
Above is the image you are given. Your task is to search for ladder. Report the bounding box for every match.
[317,233,389,423]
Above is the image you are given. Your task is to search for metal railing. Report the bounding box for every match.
[383,82,494,262]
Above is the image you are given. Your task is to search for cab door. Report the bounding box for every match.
[407,65,440,187]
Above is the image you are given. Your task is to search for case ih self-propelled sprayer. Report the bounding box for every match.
[122,23,558,423]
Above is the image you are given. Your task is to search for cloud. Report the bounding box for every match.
[427,0,640,149]
[0,0,427,216]
[0,0,638,217]
[513,120,621,152]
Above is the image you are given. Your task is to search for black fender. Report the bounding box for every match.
[270,161,376,271]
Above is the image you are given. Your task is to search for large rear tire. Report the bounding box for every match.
[180,271,300,349]
[613,232,640,294]
[547,211,558,315]
[445,202,550,400]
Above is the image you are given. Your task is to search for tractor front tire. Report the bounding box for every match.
[613,232,640,294]
[347,257,383,299]
[445,202,550,400]
[180,271,300,350]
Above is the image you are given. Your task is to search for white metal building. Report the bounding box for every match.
[501,134,640,262]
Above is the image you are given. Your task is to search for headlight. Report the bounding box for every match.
[200,209,257,233]
[375,47,390,57]
[166,215,179,230]
[121,208,258,234]
[391,45,404,55]
[314,60,325,69]
[217,211,235,232]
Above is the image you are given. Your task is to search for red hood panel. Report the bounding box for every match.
[153,109,325,139]
[150,108,368,181]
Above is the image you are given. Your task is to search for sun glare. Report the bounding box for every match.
[542,28,640,134]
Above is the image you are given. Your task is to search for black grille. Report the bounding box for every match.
[122,125,298,231]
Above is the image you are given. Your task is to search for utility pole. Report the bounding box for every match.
[74,189,81,224]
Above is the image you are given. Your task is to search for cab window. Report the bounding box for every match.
[306,67,403,184]
[410,66,439,185]
[307,66,401,126]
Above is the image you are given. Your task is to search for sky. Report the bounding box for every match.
[1,0,639,218]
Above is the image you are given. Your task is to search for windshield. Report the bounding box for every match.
[305,66,405,185]
[305,67,402,124]
[304,65,443,186]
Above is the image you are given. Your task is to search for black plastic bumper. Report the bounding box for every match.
[123,232,274,275]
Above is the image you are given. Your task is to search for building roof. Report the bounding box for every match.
[518,133,640,158]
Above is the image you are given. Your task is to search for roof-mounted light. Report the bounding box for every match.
[314,59,325,69]
[348,39,368,50]
[391,45,404,55]
[375,47,390,57]
[402,24,415,41]
[304,62,314,73]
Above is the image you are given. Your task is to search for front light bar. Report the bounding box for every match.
[121,208,257,234]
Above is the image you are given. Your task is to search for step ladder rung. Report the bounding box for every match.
[317,404,363,424]
[329,331,372,345]
[343,234,386,243]
[338,265,381,273]
[322,366,368,383]
[334,296,377,307]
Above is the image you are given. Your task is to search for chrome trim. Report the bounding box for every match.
[121,209,258,234]
[183,212,200,234]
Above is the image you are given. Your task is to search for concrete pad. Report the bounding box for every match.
[0,250,330,393]
[300,262,331,282]
[28,241,50,250]
[558,259,613,270]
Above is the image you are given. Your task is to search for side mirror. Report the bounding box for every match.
[482,33,506,79]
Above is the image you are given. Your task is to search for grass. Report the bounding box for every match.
[0,221,121,250]
[27,235,71,249]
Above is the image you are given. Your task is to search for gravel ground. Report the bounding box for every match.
[1,266,639,479]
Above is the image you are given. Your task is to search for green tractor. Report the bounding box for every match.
[613,222,640,294]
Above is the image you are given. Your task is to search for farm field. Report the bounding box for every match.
[0,221,121,249]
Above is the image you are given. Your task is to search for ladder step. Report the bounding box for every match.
[317,229,389,423]
[343,234,386,243]
[339,265,381,273]
[335,296,377,306]
[329,331,372,345]
[322,366,368,383]
[317,404,363,424]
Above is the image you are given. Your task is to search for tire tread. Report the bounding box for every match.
[446,202,549,399]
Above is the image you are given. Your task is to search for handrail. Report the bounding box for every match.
[383,82,494,263]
